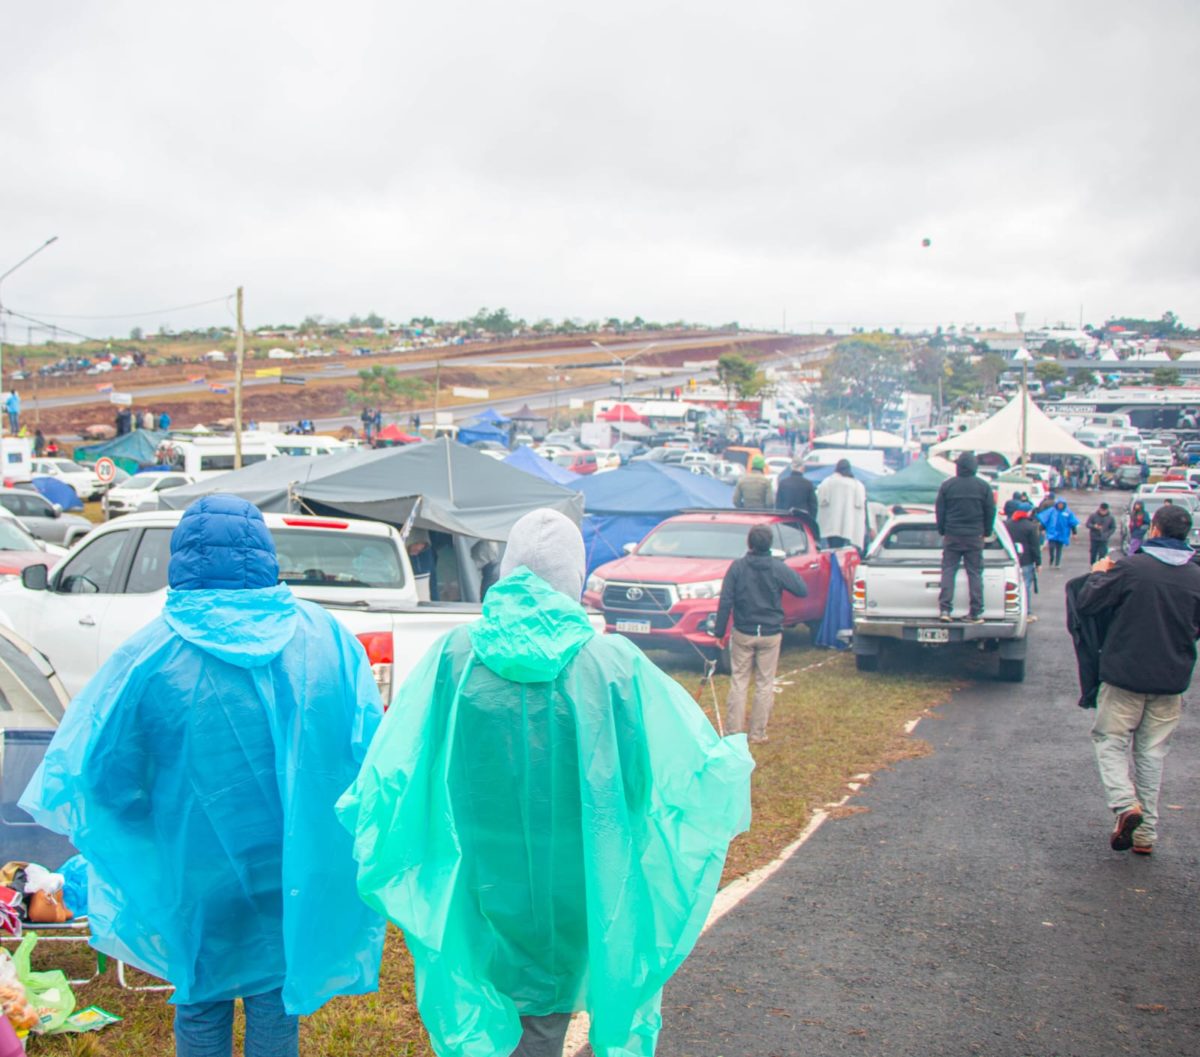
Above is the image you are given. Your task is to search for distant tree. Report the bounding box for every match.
[346,365,431,414]
[818,334,906,420]
[364,312,385,328]
[300,314,325,331]
[1071,368,1098,389]
[716,352,763,400]
[1039,339,1083,359]
[975,353,1009,393]
[1152,366,1181,387]
[410,316,435,328]
[129,326,144,341]
[470,307,518,337]
[1034,360,1068,386]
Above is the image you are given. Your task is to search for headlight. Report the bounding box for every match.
[0,574,18,583]
[678,578,724,600]
[585,575,607,595]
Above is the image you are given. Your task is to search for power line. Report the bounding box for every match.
[0,308,104,343]
[9,293,234,321]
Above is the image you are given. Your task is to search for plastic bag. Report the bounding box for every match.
[11,933,75,1033]
[21,865,64,897]
[58,856,89,919]
[0,950,38,1034]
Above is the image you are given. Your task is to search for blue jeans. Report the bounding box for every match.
[1021,563,1035,609]
[174,989,298,1057]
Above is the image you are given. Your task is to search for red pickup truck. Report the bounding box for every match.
[582,510,859,670]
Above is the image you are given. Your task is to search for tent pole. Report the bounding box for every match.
[1020,361,1029,472]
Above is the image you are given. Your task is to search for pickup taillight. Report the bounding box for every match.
[1004,581,1020,613]
[852,578,866,611]
[356,632,394,708]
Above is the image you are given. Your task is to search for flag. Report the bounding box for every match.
[209,384,229,394]
[95,383,113,393]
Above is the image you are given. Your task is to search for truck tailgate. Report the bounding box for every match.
[860,556,1013,620]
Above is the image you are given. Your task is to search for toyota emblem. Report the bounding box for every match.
[626,586,644,601]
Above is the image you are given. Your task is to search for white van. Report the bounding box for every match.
[158,435,279,480]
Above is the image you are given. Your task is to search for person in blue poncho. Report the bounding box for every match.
[337,508,754,1057]
[20,495,386,1057]
[1038,497,1080,568]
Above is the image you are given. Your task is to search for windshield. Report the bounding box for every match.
[120,476,160,490]
[1148,447,1170,457]
[199,453,269,471]
[1136,496,1198,516]
[638,522,750,559]
[0,520,37,551]
[273,529,405,589]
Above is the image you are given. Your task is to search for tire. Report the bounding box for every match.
[998,658,1026,682]
[715,642,732,675]
[855,652,880,672]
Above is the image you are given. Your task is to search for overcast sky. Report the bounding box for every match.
[3,0,1197,339]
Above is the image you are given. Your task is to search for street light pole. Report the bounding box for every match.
[0,236,58,438]
[590,340,659,401]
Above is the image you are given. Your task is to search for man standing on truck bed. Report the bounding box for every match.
[714,524,808,743]
[935,451,996,624]
[776,458,818,520]
[817,459,867,550]
[733,455,774,509]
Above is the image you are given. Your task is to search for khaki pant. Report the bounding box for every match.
[1091,682,1183,846]
[724,629,782,739]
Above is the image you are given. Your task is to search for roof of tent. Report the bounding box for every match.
[812,428,907,449]
[930,392,1102,464]
[598,403,647,423]
[160,436,582,540]
[74,429,166,467]
[510,404,547,422]
[474,406,511,425]
[375,424,421,443]
[865,458,949,504]
[578,461,733,515]
[457,422,508,446]
[503,445,581,486]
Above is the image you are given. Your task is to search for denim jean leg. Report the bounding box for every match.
[1021,564,1035,610]
[938,543,963,614]
[1130,693,1183,845]
[512,1013,573,1057]
[174,1000,235,1057]
[242,989,299,1057]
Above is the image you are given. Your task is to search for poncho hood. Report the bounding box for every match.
[469,566,594,683]
[164,585,298,668]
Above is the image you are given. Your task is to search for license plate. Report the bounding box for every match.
[615,620,652,634]
[918,627,950,643]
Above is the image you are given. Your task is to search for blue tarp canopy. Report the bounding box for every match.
[502,445,580,486]
[31,477,83,511]
[74,430,166,474]
[577,462,734,573]
[474,407,512,426]
[457,421,509,447]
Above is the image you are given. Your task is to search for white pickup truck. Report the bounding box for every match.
[0,511,481,704]
[850,513,1029,682]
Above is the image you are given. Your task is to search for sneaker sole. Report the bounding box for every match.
[1111,811,1145,851]
[1132,845,1154,856]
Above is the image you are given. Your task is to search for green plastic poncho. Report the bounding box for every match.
[337,567,754,1057]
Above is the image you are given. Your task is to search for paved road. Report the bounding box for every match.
[658,491,1199,1057]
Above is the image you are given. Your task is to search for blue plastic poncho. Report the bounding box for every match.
[1038,500,1080,544]
[337,567,754,1057]
[20,496,386,1012]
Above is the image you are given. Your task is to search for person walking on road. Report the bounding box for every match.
[1004,507,1041,622]
[1038,498,1079,568]
[4,390,19,434]
[337,509,752,1057]
[817,458,867,549]
[1076,503,1200,854]
[733,455,774,509]
[714,524,808,743]
[775,458,818,520]
[1127,499,1149,553]
[934,452,996,624]
[1085,501,1117,564]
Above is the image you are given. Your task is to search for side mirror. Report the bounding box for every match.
[622,542,638,555]
[21,564,49,591]
[50,504,62,518]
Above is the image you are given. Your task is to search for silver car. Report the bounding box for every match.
[0,489,92,547]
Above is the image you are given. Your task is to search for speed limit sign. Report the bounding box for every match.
[95,457,117,485]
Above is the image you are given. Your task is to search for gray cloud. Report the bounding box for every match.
[3,0,1198,336]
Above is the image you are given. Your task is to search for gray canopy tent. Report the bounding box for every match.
[159,436,583,540]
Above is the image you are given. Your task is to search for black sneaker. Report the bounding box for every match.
[1111,805,1145,851]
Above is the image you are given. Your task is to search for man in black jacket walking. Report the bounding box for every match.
[1077,503,1200,854]
[714,525,808,743]
[1085,502,1117,564]
[775,459,818,520]
[934,452,996,623]
[1004,507,1041,622]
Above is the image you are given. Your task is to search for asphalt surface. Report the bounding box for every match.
[658,489,1200,1057]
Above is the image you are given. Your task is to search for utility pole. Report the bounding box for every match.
[234,286,245,469]
[432,359,441,434]
[0,236,58,439]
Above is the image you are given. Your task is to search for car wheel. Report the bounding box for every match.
[855,652,880,672]
[998,658,1026,682]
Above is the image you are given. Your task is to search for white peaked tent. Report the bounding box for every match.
[931,390,1101,466]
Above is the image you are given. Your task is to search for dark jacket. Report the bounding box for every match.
[1005,514,1041,567]
[1085,510,1116,541]
[935,462,996,538]
[1066,574,1112,708]
[775,472,817,519]
[714,552,808,638]
[1076,539,1200,695]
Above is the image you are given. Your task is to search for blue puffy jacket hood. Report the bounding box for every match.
[164,495,297,667]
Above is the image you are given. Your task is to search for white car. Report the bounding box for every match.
[31,459,104,501]
[589,448,621,472]
[102,471,197,517]
[0,511,479,702]
[764,456,792,477]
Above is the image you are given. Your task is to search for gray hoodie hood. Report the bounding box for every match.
[1141,537,1195,567]
[499,508,586,599]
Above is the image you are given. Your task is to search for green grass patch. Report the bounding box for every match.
[29,635,958,1055]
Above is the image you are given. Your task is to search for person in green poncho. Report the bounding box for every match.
[337,509,754,1057]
